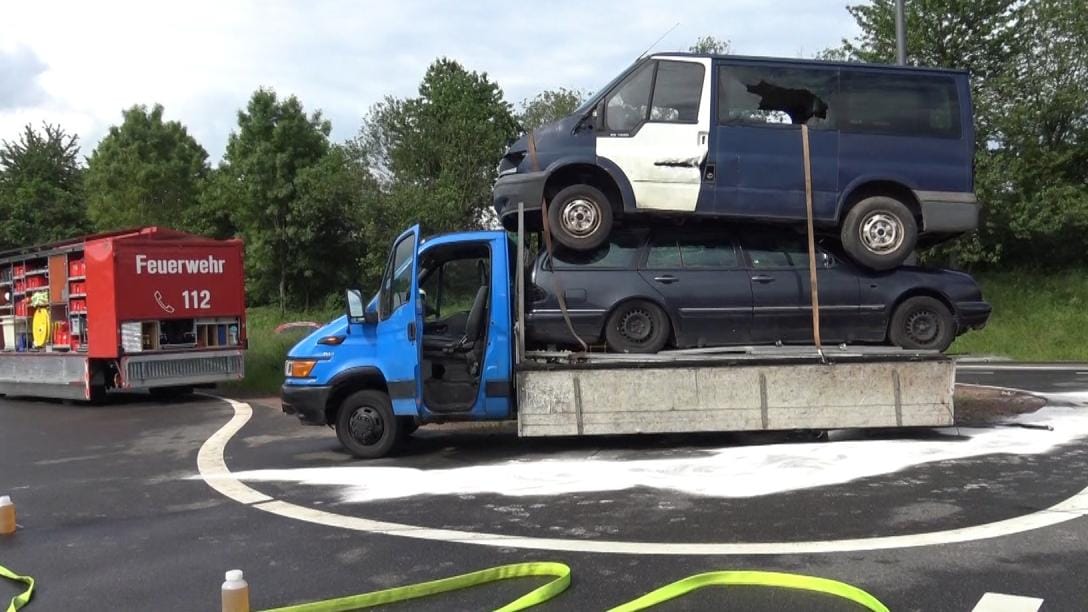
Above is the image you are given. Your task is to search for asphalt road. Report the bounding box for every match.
[1,366,1087,611]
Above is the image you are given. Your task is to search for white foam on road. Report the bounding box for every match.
[230,394,1088,503]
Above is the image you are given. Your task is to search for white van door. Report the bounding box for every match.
[596,57,712,213]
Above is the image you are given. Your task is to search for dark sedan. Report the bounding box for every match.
[526,227,991,353]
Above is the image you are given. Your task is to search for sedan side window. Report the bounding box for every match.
[552,231,643,269]
[646,241,683,269]
[747,237,831,269]
[680,237,739,268]
[747,248,791,269]
[646,235,738,269]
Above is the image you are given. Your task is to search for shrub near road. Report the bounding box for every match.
[951,269,1088,361]
[227,305,337,396]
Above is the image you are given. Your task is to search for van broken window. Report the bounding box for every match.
[719,66,836,128]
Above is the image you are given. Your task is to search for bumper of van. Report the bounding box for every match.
[494,170,547,228]
[281,383,331,425]
[916,191,979,233]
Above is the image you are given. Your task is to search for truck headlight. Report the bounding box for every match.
[285,359,317,378]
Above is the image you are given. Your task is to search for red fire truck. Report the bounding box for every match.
[0,227,246,401]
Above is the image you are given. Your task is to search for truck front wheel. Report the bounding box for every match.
[335,390,400,459]
[547,184,613,251]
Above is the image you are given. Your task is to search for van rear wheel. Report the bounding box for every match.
[547,184,613,251]
[841,196,917,270]
[336,390,400,459]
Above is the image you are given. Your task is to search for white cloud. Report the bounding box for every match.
[0,0,858,161]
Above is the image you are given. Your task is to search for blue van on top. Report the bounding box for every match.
[493,52,979,270]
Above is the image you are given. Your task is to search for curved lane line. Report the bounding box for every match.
[198,396,1088,555]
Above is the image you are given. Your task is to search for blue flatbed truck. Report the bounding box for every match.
[281,211,956,459]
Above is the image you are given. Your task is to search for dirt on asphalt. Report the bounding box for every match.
[954,383,1048,426]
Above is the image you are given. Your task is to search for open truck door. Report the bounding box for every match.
[376,225,423,416]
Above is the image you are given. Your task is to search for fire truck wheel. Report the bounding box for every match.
[336,390,400,459]
[87,385,107,405]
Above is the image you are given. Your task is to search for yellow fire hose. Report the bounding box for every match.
[0,564,34,612]
[262,562,570,612]
[1,561,891,611]
[606,570,890,612]
[260,564,889,612]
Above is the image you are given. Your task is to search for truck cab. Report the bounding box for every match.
[281,226,514,457]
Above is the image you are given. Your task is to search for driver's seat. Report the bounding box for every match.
[422,284,489,356]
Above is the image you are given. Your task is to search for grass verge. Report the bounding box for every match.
[951,268,1088,361]
[223,305,338,396]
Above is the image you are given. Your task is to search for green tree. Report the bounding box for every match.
[85,104,209,231]
[0,123,87,250]
[518,87,588,131]
[690,35,731,54]
[290,145,381,309]
[832,0,1088,268]
[217,88,332,312]
[357,58,520,234]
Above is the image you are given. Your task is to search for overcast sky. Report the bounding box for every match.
[0,1,859,162]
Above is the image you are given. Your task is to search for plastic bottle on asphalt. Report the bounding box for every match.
[0,496,14,535]
[221,569,250,612]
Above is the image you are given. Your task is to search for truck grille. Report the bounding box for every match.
[124,351,244,387]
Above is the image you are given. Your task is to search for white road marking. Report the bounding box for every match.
[958,363,1088,372]
[197,395,1088,555]
[971,592,1044,612]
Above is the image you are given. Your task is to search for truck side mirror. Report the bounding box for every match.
[346,289,377,325]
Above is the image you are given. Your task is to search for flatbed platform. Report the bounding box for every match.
[516,347,955,437]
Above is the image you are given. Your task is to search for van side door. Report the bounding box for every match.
[713,63,840,222]
[595,57,713,213]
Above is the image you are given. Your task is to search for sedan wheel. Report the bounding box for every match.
[888,296,955,352]
[604,300,670,353]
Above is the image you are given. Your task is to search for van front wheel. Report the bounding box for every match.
[841,196,917,270]
[336,390,400,459]
[547,184,613,251]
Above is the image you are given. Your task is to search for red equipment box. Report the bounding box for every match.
[83,228,246,358]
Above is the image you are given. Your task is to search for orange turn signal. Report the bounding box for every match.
[285,360,317,378]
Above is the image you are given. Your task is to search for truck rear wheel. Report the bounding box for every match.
[840,196,917,270]
[547,184,613,251]
[335,390,400,459]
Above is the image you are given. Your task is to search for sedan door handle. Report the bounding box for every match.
[653,275,679,284]
[751,274,776,283]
